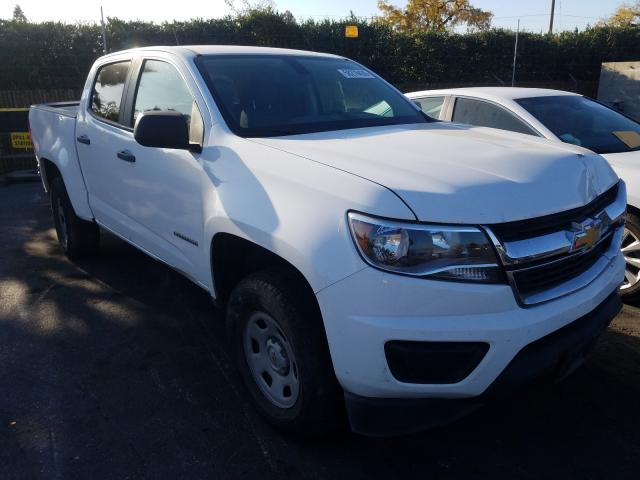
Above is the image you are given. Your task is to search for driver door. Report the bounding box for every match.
[114,57,207,284]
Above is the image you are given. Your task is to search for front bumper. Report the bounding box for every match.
[317,248,623,399]
[343,290,621,436]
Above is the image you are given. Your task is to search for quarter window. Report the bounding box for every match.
[414,96,445,119]
[452,97,536,136]
[91,61,131,123]
[133,60,194,127]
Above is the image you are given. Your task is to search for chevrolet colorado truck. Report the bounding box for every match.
[30,46,626,436]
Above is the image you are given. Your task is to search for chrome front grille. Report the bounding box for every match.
[488,183,619,242]
[484,181,626,306]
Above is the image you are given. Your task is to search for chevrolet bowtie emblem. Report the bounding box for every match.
[568,218,602,252]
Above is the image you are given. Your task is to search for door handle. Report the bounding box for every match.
[116,150,136,163]
[76,135,91,145]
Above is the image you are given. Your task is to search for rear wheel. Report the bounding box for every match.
[50,177,100,259]
[620,212,640,301]
[226,269,343,436]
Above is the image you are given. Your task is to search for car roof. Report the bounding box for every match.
[406,87,582,103]
[101,45,342,60]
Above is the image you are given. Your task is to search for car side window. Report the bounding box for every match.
[91,61,131,123]
[452,97,536,136]
[413,96,445,119]
[133,60,195,129]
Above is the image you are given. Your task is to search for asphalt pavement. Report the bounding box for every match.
[1,182,639,479]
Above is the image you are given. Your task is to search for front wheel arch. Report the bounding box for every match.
[210,233,316,306]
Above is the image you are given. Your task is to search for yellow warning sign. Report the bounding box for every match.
[345,25,359,38]
[10,132,32,150]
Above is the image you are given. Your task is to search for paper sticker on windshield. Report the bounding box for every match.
[612,131,640,149]
[337,69,375,79]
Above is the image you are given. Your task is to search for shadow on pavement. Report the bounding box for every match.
[1,183,639,479]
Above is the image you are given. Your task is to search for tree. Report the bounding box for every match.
[13,4,27,22]
[603,1,640,26]
[224,0,275,15]
[376,0,492,34]
[281,10,296,24]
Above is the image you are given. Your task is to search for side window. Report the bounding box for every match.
[452,97,536,136]
[91,61,131,123]
[414,96,445,119]
[133,60,194,128]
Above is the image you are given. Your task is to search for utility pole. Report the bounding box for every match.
[548,0,556,34]
[100,6,108,54]
[511,19,520,87]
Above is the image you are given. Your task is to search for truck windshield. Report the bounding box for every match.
[196,54,430,137]
[516,95,640,154]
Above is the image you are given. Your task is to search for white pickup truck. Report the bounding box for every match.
[30,46,626,436]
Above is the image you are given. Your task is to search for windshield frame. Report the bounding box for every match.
[194,53,433,138]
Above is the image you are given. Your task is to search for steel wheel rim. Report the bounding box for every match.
[243,311,300,408]
[621,226,640,291]
[56,197,68,249]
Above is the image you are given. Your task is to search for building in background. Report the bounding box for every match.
[598,61,640,121]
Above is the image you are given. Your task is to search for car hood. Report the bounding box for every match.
[250,123,619,224]
[602,149,640,167]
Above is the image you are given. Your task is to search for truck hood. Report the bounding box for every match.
[250,123,618,224]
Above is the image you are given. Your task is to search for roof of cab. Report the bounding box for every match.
[101,45,342,60]
[406,86,581,102]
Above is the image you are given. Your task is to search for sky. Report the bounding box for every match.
[0,0,624,32]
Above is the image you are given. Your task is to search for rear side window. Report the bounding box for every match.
[91,61,131,123]
[452,97,536,136]
[414,96,445,119]
[132,60,194,126]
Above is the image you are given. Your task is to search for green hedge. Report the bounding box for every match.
[1,12,639,90]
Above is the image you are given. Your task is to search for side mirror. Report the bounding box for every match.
[134,111,193,150]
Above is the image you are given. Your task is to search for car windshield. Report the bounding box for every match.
[516,95,640,154]
[196,54,430,137]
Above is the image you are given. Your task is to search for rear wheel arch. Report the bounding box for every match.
[49,176,100,259]
[40,158,62,192]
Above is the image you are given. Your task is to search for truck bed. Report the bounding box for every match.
[29,99,94,220]
[31,101,79,118]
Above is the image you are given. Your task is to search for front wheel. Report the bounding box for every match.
[226,269,343,436]
[620,212,640,301]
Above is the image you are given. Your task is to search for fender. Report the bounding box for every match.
[201,135,416,297]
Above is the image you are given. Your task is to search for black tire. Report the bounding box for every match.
[50,176,100,260]
[226,268,344,436]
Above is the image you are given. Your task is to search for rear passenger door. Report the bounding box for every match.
[76,58,136,237]
[451,97,538,136]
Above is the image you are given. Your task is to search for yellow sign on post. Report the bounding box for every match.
[345,25,359,38]
[10,132,33,150]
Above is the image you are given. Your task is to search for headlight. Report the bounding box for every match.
[348,212,503,283]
